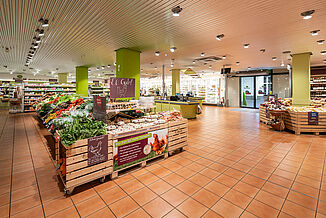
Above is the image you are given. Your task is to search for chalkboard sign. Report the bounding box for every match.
[88,135,108,166]
[110,77,135,98]
[93,96,106,122]
[308,112,318,125]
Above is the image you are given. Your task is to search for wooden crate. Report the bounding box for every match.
[56,134,113,194]
[259,105,270,124]
[284,111,326,135]
[168,119,188,154]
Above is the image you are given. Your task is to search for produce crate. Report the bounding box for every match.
[259,105,270,124]
[284,111,326,135]
[168,119,188,154]
[55,133,113,195]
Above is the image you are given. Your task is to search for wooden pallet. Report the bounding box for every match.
[168,119,188,154]
[55,134,113,195]
[259,105,270,124]
[284,111,326,135]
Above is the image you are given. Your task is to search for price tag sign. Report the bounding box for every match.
[88,135,108,166]
[93,96,106,122]
[308,112,318,125]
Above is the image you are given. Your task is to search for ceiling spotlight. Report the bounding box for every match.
[98,74,100,77]
[216,34,225,41]
[209,65,212,69]
[236,62,240,65]
[172,6,182,17]
[170,64,174,67]
[170,47,176,52]
[141,69,143,72]
[260,49,266,53]
[155,67,158,70]
[321,51,326,55]
[155,51,160,56]
[301,10,315,20]
[192,60,195,64]
[33,37,41,43]
[311,30,320,36]
[33,43,39,48]
[324,60,326,63]
[201,52,205,56]
[10,71,13,75]
[101,66,105,69]
[248,67,251,70]
[243,44,250,48]
[107,65,111,68]
[317,40,325,45]
[272,57,277,61]
[113,62,116,66]
[281,63,285,67]
[282,50,291,54]
[96,67,99,70]
[35,29,44,36]
[222,56,226,60]
[42,19,49,27]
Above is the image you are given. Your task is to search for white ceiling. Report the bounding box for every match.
[0,0,326,77]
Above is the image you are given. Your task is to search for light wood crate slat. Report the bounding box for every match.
[66,155,113,172]
[66,150,113,165]
[168,141,187,152]
[67,142,113,157]
[66,161,113,181]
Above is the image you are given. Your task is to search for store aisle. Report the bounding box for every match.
[1,107,326,217]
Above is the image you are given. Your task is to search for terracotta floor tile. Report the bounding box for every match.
[114,174,134,186]
[75,195,106,217]
[130,187,157,206]
[92,180,117,193]
[186,162,206,172]
[287,191,317,210]
[0,192,10,206]
[120,178,145,194]
[215,174,238,188]
[143,197,173,217]
[175,167,197,179]
[10,194,41,215]
[148,179,173,195]
[291,182,319,198]
[223,189,252,209]
[202,209,223,218]
[268,174,293,189]
[151,166,172,178]
[247,199,279,218]
[11,205,44,218]
[233,181,259,198]
[70,186,97,204]
[163,209,187,218]
[125,208,151,218]
[224,168,245,180]
[136,172,159,185]
[211,198,243,218]
[177,197,208,217]
[262,182,289,199]
[163,173,185,186]
[240,211,258,218]
[200,168,221,179]
[278,212,294,218]
[161,188,188,206]
[249,168,271,180]
[318,200,326,216]
[282,199,315,217]
[192,189,220,207]
[176,180,201,196]
[188,173,212,187]
[0,204,9,218]
[47,206,79,218]
[204,180,230,197]
[43,196,74,216]
[40,187,63,202]
[86,207,115,218]
[109,196,139,217]
[241,174,265,189]
[255,190,284,210]
[10,185,39,203]
[100,186,126,205]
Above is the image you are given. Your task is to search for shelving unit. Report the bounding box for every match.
[310,75,326,98]
[24,84,76,112]
[89,86,104,96]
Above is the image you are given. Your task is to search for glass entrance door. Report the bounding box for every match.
[255,75,272,108]
[240,77,255,108]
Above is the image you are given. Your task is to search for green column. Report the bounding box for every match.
[76,66,88,97]
[116,48,140,99]
[172,69,180,95]
[292,52,311,106]
[58,73,68,84]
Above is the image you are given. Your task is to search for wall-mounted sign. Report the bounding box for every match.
[308,112,318,125]
[110,77,135,98]
[93,96,106,122]
[113,128,168,171]
[88,135,108,166]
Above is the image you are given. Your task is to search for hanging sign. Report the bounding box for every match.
[113,128,168,171]
[93,96,106,122]
[88,135,108,166]
[110,77,135,98]
[308,112,318,125]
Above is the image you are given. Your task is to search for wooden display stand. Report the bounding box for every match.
[284,111,326,135]
[259,105,270,124]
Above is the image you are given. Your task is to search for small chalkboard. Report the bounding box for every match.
[88,135,108,166]
[93,96,106,122]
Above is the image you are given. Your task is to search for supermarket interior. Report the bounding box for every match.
[1,0,326,217]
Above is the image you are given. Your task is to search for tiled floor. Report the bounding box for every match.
[0,107,326,217]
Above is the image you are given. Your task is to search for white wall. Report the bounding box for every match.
[226,77,239,107]
[273,74,290,98]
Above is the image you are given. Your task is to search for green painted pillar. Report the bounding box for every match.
[116,48,140,99]
[76,66,88,97]
[58,73,68,84]
[172,69,180,95]
[292,52,311,106]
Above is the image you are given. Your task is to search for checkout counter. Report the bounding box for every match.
[155,95,202,119]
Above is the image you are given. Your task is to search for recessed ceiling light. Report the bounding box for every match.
[201,52,205,56]
[192,60,195,64]
[209,65,212,69]
[42,19,49,27]
[10,71,13,75]
[96,67,99,70]
[311,30,320,36]
[107,65,111,68]
[33,37,41,43]
[260,49,266,53]
[248,67,251,70]
[98,74,100,76]
[216,34,225,41]
[272,57,277,61]
[222,56,226,60]
[114,62,116,66]
[170,47,176,52]
[172,6,182,16]
[317,40,325,45]
[321,51,326,55]
[301,10,315,20]
[155,51,160,56]
[155,67,157,70]
[101,66,105,69]
[324,59,326,63]
[281,63,285,67]
[282,50,291,54]
[35,29,44,36]
[33,43,39,48]
[170,64,174,67]
[236,62,240,65]
[141,69,143,72]
[244,44,250,48]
